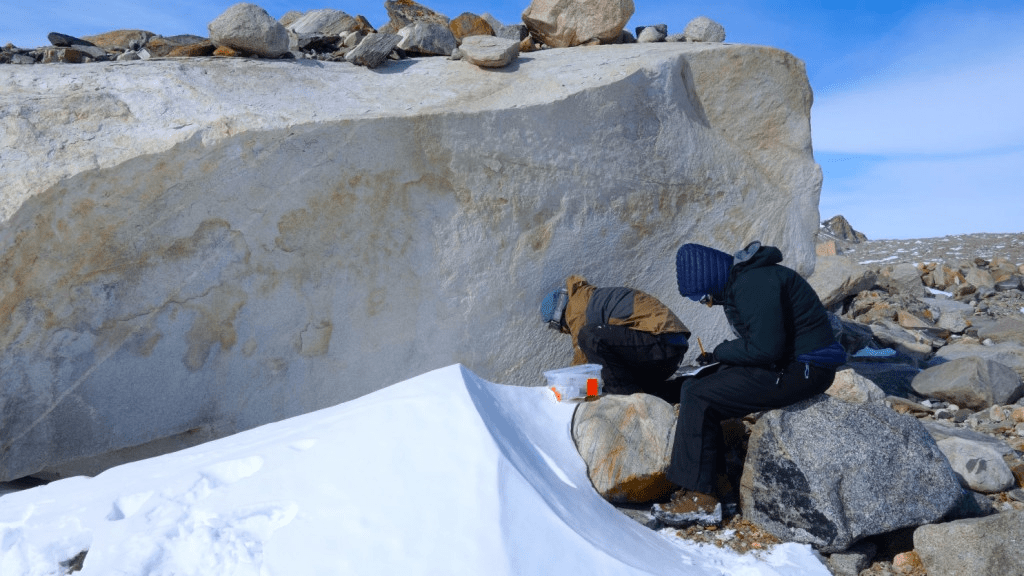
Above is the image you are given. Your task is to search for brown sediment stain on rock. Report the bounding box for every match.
[605,472,676,503]
[367,287,387,317]
[274,190,359,254]
[132,332,163,357]
[0,193,136,338]
[299,319,333,357]
[526,223,552,252]
[183,287,246,371]
[274,168,452,288]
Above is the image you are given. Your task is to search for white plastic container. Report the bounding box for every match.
[544,364,603,401]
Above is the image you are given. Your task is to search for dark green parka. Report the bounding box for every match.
[712,243,835,368]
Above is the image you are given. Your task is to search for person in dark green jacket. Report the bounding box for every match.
[653,241,845,527]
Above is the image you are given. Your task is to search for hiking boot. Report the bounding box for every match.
[715,473,740,518]
[651,489,722,528]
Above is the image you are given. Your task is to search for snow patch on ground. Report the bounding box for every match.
[0,364,830,576]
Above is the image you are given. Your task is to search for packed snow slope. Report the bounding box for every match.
[0,365,828,575]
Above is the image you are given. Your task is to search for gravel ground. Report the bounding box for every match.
[837,232,1024,268]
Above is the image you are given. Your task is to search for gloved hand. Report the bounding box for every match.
[696,352,715,366]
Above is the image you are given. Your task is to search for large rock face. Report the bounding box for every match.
[0,43,822,481]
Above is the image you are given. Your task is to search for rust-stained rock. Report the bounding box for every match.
[82,29,155,50]
[572,394,677,503]
[167,41,217,58]
[379,0,450,34]
[449,12,494,43]
[825,368,885,404]
[213,45,246,57]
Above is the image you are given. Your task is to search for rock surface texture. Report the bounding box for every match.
[572,394,677,503]
[914,509,1024,576]
[911,357,1023,410]
[207,3,289,58]
[0,43,822,481]
[740,395,962,553]
[522,0,635,47]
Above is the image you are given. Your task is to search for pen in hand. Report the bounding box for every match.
[696,338,713,366]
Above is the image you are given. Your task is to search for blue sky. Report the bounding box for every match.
[3,0,1022,239]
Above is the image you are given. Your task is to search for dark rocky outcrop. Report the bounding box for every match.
[821,215,868,243]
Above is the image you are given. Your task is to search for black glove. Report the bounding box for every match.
[696,352,715,366]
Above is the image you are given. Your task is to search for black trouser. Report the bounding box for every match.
[666,361,836,494]
[576,324,688,403]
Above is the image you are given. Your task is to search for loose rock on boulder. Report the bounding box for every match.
[458,35,520,68]
[521,0,635,47]
[208,2,289,58]
[683,16,726,42]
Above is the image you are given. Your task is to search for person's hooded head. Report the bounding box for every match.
[675,243,734,304]
[539,287,569,330]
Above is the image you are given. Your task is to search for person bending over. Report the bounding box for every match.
[540,275,690,402]
[654,242,845,526]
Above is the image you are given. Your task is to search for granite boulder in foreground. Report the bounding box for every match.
[572,393,676,503]
[0,43,822,481]
[740,395,962,553]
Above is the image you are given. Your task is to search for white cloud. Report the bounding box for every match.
[814,3,1024,238]
[812,3,1024,155]
[813,52,1024,155]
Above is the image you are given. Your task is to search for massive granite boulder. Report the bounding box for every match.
[208,3,289,58]
[0,43,823,481]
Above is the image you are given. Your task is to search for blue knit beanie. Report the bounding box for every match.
[540,288,568,325]
[676,244,734,301]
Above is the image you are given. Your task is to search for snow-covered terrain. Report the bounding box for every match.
[0,365,828,575]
